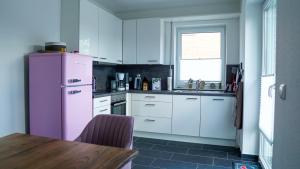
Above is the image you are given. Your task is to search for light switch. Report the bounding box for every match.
[279,84,287,100]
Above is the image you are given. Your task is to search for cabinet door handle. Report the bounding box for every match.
[100,57,107,60]
[186,98,198,100]
[117,60,122,63]
[213,98,225,101]
[147,60,158,63]
[145,104,155,107]
[145,96,155,99]
[100,109,108,112]
[100,100,108,103]
[92,56,98,59]
[145,119,156,122]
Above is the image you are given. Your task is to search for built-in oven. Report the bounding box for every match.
[111,93,126,115]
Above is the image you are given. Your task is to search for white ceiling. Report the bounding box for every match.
[95,0,240,13]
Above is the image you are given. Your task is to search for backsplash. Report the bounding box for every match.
[93,65,116,91]
[93,64,174,91]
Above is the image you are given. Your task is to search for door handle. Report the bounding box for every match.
[145,119,156,122]
[113,101,126,106]
[186,98,198,100]
[147,60,158,63]
[68,90,81,95]
[100,109,108,112]
[100,100,108,103]
[213,98,224,101]
[68,79,82,83]
[145,104,155,106]
[145,96,155,99]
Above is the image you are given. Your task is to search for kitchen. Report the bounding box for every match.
[0,0,299,169]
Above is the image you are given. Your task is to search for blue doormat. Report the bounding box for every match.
[233,162,261,169]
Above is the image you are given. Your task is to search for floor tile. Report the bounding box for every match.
[132,164,161,169]
[171,153,213,165]
[134,142,155,150]
[188,148,227,158]
[135,137,169,145]
[152,145,188,154]
[197,164,230,169]
[213,158,235,168]
[168,141,204,149]
[203,145,238,152]
[197,164,214,169]
[132,155,155,165]
[152,159,198,169]
[138,149,173,159]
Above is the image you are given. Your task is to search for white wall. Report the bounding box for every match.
[239,0,263,155]
[273,0,300,168]
[0,0,61,137]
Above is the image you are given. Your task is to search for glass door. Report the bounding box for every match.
[259,0,277,169]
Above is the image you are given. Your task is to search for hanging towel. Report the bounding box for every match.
[234,82,243,129]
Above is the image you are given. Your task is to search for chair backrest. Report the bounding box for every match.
[75,115,134,149]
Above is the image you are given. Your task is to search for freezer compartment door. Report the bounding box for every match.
[62,53,92,86]
[62,85,93,141]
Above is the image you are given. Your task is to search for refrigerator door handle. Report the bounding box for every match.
[68,90,82,95]
[68,79,82,83]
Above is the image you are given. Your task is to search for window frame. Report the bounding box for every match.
[174,25,226,89]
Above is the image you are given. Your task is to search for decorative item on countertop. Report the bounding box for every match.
[134,74,142,90]
[210,83,216,89]
[152,78,161,91]
[167,67,173,91]
[200,81,206,90]
[45,42,66,52]
[195,80,201,90]
[142,77,149,91]
[187,78,193,89]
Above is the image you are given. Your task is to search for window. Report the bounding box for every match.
[175,26,225,88]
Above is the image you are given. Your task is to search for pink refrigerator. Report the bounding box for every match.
[29,52,93,141]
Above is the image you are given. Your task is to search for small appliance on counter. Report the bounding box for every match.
[116,72,126,91]
[134,74,142,90]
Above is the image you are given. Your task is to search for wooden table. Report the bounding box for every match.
[0,133,138,169]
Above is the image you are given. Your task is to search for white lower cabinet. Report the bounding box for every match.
[132,101,172,118]
[93,96,111,116]
[94,105,111,116]
[200,96,236,140]
[134,116,171,134]
[172,95,201,137]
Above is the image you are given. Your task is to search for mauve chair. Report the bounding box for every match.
[75,114,134,169]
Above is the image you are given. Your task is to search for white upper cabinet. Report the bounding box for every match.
[200,96,236,140]
[98,8,123,64]
[61,0,122,64]
[137,18,164,64]
[123,18,165,64]
[123,20,137,64]
[79,0,99,58]
[172,95,201,137]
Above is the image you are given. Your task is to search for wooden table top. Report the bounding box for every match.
[0,133,138,169]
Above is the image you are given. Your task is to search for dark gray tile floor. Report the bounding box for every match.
[132,137,261,169]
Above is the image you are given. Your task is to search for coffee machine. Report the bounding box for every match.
[116,72,126,91]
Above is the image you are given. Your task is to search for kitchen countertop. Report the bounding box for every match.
[93,90,235,98]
